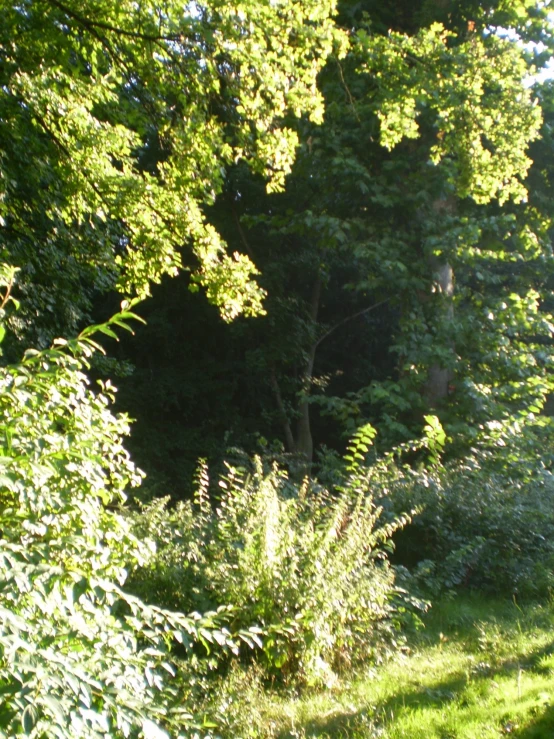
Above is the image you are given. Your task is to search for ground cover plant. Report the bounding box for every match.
[215,595,554,738]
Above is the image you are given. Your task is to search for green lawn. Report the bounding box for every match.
[226,596,554,738]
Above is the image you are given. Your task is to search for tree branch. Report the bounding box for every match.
[335,59,361,123]
[232,205,256,262]
[43,0,182,43]
[269,366,296,453]
[0,274,15,311]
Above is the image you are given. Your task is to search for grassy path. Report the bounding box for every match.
[248,596,554,738]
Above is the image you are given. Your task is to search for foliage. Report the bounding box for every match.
[4,0,554,734]
[129,430,416,687]
[0,0,346,348]
[143,0,552,477]
[358,21,542,204]
[7,0,553,488]
[383,422,554,598]
[0,278,262,738]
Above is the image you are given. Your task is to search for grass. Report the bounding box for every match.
[220,594,554,738]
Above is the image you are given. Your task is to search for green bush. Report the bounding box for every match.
[384,441,554,598]
[129,428,416,686]
[0,274,254,738]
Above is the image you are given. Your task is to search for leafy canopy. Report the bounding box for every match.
[358,22,542,203]
[0,0,346,320]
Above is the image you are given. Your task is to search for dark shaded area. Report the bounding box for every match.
[516,705,554,739]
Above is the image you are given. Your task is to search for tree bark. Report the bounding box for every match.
[294,273,321,473]
[424,195,456,406]
[425,260,454,405]
[268,273,321,476]
[269,367,296,453]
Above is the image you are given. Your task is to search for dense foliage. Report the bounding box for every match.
[0,0,345,347]
[107,0,554,492]
[387,425,554,598]
[129,428,416,688]
[3,0,554,735]
[0,276,265,737]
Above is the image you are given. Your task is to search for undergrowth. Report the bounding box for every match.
[212,595,554,738]
[129,427,421,688]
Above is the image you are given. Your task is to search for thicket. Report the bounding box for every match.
[2,270,554,736]
[0,274,268,737]
[3,0,554,736]
[385,427,554,599]
[0,284,425,736]
[128,429,418,688]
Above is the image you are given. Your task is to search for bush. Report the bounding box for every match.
[384,442,554,598]
[0,277,252,738]
[129,428,416,686]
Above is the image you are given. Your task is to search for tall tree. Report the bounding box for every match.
[94,0,554,490]
[212,0,554,464]
[0,0,345,348]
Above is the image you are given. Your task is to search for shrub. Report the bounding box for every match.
[384,439,554,598]
[0,274,252,738]
[129,428,416,687]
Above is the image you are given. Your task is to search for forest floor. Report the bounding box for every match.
[228,595,554,738]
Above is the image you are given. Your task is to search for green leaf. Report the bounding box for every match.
[21,704,39,735]
[42,696,65,724]
[142,718,170,738]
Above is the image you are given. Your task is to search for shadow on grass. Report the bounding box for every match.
[514,703,554,739]
[275,672,469,738]
[274,667,471,737]
[275,612,554,738]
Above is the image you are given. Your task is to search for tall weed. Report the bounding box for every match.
[129,431,414,685]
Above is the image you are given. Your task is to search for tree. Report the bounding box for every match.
[0,0,346,348]
[105,0,554,488]
[210,0,554,464]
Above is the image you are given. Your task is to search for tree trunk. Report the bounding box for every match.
[295,343,317,467]
[425,260,454,405]
[269,367,296,453]
[294,273,321,474]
